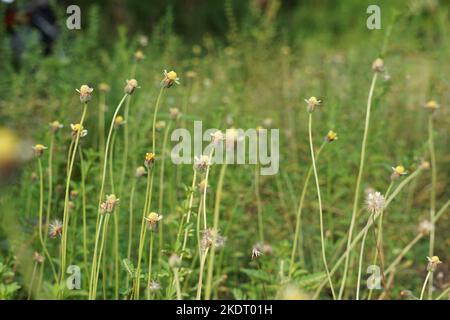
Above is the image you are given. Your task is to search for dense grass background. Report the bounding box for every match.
[0,0,449,300]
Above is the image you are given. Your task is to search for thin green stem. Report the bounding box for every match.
[420,272,431,300]
[146,231,154,299]
[428,114,437,299]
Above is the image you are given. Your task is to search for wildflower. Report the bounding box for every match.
[162,70,180,88]
[169,253,181,269]
[365,191,385,214]
[135,166,146,178]
[70,123,88,138]
[420,160,431,170]
[372,58,384,73]
[99,83,110,92]
[100,194,120,214]
[391,165,407,180]
[155,120,166,131]
[144,152,155,168]
[194,155,211,173]
[124,79,139,95]
[304,96,321,113]
[424,100,440,113]
[325,130,338,143]
[32,144,47,157]
[49,121,63,133]
[138,35,148,47]
[33,252,44,264]
[114,115,126,129]
[145,212,163,230]
[418,220,433,235]
[49,219,63,238]
[148,280,161,292]
[169,107,181,120]
[76,85,94,103]
[134,50,145,62]
[211,130,224,145]
[427,256,442,272]
[251,247,262,260]
[201,228,225,251]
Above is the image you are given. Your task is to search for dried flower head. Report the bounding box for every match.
[100,194,120,214]
[144,152,155,168]
[420,160,431,170]
[251,247,262,260]
[76,85,94,103]
[68,201,75,212]
[49,219,63,238]
[70,123,88,138]
[124,79,139,94]
[135,166,146,178]
[134,50,145,62]
[424,100,440,112]
[365,191,385,214]
[169,107,181,120]
[70,190,79,199]
[98,83,110,92]
[162,70,180,88]
[372,58,384,73]
[169,253,181,269]
[194,155,211,173]
[427,256,442,272]
[418,220,433,235]
[138,35,148,47]
[305,96,321,112]
[325,130,338,143]
[49,121,63,133]
[148,280,161,292]
[211,130,224,145]
[145,212,163,230]
[32,144,48,157]
[391,165,407,180]
[114,115,126,129]
[201,228,225,251]
[33,251,45,264]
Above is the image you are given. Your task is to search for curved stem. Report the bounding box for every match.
[427,114,437,299]
[420,272,431,300]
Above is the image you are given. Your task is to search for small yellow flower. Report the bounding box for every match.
[134,50,145,62]
[391,165,407,180]
[98,83,110,92]
[114,115,125,128]
[76,85,94,103]
[305,96,321,112]
[32,144,48,157]
[424,100,440,112]
[144,152,155,168]
[49,121,63,133]
[162,70,180,88]
[155,120,166,131]
[145,212,163,230]
[70,123,88,138]
[325,130,338,142]
[124,79,139,94]
[427,256,442,272]
[372,58,384,73]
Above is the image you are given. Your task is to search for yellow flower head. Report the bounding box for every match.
[49,121,63,133]
[114,115,125,128]
[372,58,384,73]
[32,144,47,157]
[76,85,93,103]
[427,255,442,272]
[155,120,166,131]
[162,70,180,88]
[145,212,163,230]
[305,96,321,112]
[424,100,440,112]
[124,79,139,95]
[134,50,145,62]
[326,130,338,142]
[391,165,407,180]
[70,123,88,138]
[144,152,155,168]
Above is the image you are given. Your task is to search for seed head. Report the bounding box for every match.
[144,152,155,168]
[138,35,148,47]
[100,194,120,214]
[49,219,63,238]
[325,130,338,143]
[420,160,431,170]
[305,96,321,113]
[145,212,163,230]
[391,165,407,180]
[76,85,94,103]
[135,166,146,178]
[427,256,442,272]
[201,228,225,251]
[211,130,224,145]
[372,58,384,73]
[418,220,433,235]
[194,155,211,173]
[148,280,161,292]
[32,144,48,157]
[162,70,180,88]
[49,121,63,133]
[365,191,385,214]
[124,79,139,94]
